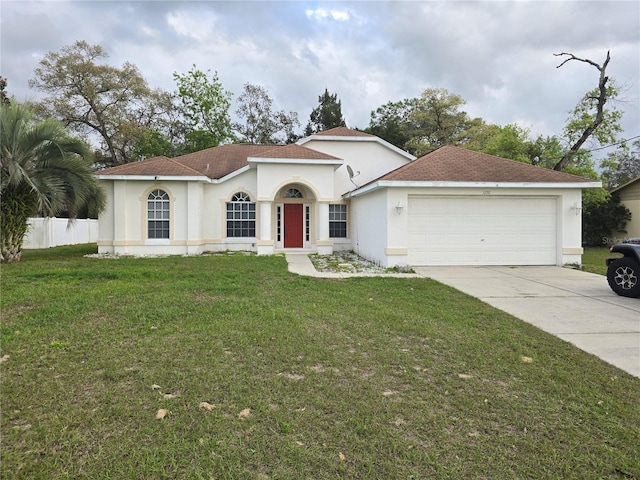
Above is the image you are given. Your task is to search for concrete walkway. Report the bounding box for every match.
[285,254,640,378]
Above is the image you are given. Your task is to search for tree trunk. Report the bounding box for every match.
[0,185,37,263]
[553,51,611,171]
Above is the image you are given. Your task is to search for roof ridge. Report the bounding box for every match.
[170,156,209,176]
[315,126,374,137]
[256,144,290,155]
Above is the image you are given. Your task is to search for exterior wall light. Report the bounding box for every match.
[570,202,582,216]
[396,201,404,214]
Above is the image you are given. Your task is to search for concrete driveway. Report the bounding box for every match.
[413,266,640,378]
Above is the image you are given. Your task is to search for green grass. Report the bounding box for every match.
[582,246,621,276]
[2,244,639,479]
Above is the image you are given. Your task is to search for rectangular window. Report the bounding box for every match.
[148,221,170,239]
[226,202,256,237]
[276,205,282,242]
[329,204,347,238]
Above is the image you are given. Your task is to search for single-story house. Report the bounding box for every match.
[96,127,600,266]
[610,176,640,240]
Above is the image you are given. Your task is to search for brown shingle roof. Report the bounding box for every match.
[97,156,204,177]
[252,144,341,160]
[98,144,340,180]
[314,127,374,137]
[380,145,594,183]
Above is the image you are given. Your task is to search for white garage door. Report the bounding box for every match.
[408,197,557,266]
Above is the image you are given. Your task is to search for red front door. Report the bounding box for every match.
[284,204,303,248]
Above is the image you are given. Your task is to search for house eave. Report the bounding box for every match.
[96,175,213,183]
[346,180,603,197]
[248,157,343,169]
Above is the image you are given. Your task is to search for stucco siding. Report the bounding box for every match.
[350,189,389,265]
[302,140,412,196]
[97,181,115,251]
[255,163,335,200]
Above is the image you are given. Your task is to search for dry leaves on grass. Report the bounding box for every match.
[279,372,305,381]
[199,402,216,411]
[1,354,9,363]
[155,409,169,420]
[238,408,251,419]
[521,356,534,363]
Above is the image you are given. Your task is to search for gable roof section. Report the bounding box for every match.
[314,126,375,137]
[297,126,416,161]
[97,144,341,181]
[380,145,597,183]
[348,145,601,196]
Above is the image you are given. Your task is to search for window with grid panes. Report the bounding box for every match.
[226,192,256,237]
[329,204,347,238]
[147,189,170,239]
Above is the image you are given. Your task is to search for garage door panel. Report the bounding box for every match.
[408,197,557,266]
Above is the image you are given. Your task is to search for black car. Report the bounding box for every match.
[606,243,640,298]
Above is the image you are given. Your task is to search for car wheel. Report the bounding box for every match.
[607,257,640,298]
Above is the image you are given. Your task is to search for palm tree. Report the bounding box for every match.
[1,102,106,262]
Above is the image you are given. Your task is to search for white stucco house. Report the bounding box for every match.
[96,127,600,267]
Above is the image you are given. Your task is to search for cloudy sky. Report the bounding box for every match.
[1,0,639,153]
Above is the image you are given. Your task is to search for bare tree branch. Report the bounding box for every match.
[552,51,612,171]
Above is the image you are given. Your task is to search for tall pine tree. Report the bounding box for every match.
[305,88,346,135]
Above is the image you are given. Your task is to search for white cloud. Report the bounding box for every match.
[166,10,218,43]
[330,10,350,21]
[1,0,638,148]
[305,8,350,22]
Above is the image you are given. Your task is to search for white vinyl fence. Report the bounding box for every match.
[23,217,99,249]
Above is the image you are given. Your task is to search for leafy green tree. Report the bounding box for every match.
[129,89,189,159]
[366,98,416,151]
[527,135,565,168]
[305,88,346,135]
[459,119,500,153]
[404,88,472,156]
[173,66,233,151]
[582,191,631,246]
[233,83,300,144]
[0,76,10,106]
[367,88,476,157]
[28,41,167,167]
[480,124,532,163]
[600,140,640,189]
[553,51,623,171]
[0,102,105,262]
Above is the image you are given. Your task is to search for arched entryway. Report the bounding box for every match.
[276,185,314,249]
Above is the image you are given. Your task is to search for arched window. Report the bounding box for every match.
[148,189,170,239]
[226,192,256,237]
[284,188,303,198]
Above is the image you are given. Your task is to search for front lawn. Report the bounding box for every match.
[582,246,620,276]
[1,245,638,479]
